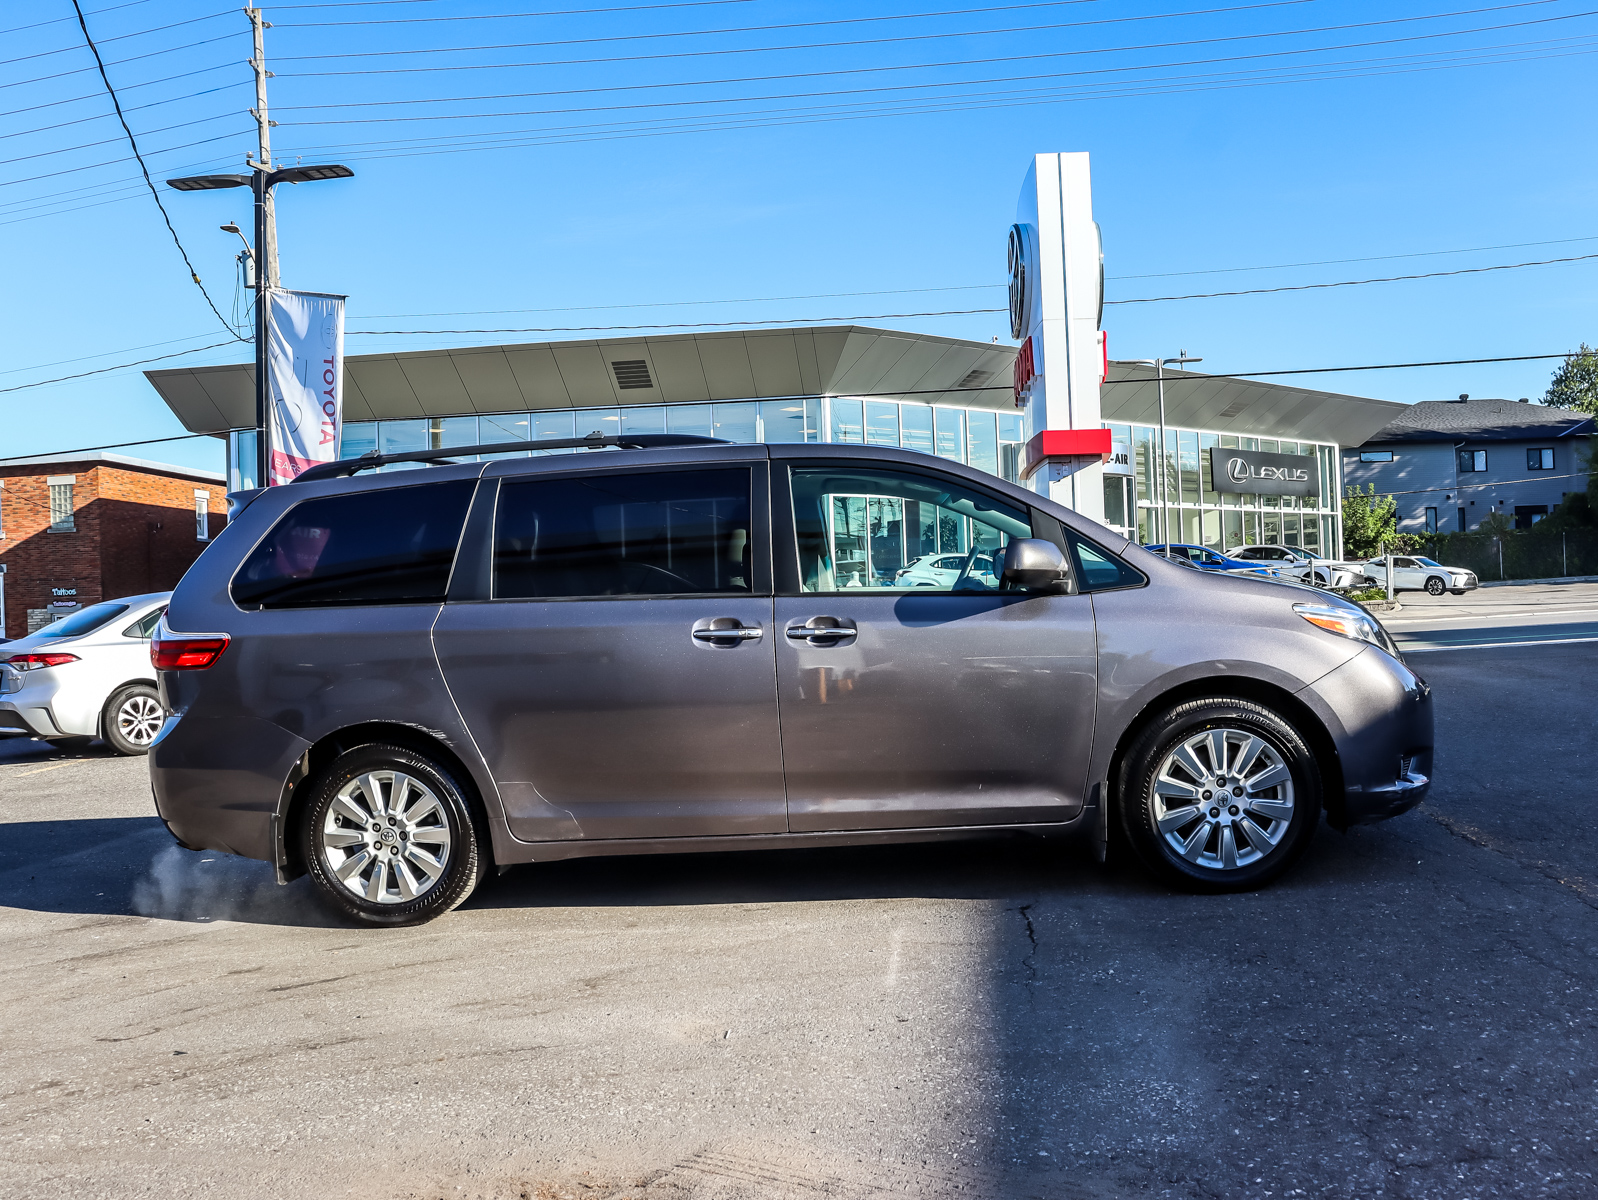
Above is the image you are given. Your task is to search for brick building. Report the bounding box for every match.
[0,452,226,640]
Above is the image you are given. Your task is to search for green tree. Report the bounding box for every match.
[1544,344,1598,414]
[1341,484,1398,558]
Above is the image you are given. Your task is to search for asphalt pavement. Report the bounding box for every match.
[2,620,1596,1199]
[1382,579,1598,652]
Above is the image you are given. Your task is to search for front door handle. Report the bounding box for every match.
[691,618,763,646]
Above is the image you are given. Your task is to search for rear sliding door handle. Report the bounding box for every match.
[785,619,857,642]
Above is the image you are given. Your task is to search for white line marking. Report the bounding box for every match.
[1402,636,1598,652]
[7,760,84,778]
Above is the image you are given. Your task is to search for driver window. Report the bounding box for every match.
[494,468,753,598]
[789,465,1033,593]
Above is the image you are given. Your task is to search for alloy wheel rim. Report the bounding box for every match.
[1150,726,1295,871]
[321,770,453,904]
[117,694,164,746]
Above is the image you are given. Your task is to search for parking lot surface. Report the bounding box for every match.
[2,639,1596,1200]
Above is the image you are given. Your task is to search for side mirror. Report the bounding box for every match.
[1001,538,1070,591]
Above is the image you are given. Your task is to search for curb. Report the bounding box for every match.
[1478,574,1598,588]
[1356,598,1402,614]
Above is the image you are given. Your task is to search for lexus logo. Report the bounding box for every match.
[1227,457,1251,485]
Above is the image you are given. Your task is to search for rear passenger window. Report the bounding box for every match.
[494,469,752,599]
[232,480,475,609]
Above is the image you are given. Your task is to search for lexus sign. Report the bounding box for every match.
[1209,446,1318,497]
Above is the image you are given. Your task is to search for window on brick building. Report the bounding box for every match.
[195,490,210,541]
[48,476,75,532]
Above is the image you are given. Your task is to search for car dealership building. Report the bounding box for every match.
[145,323,1404,561]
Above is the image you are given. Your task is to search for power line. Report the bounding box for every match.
[0,111,245,169]
[2,29,240,93]
[0,340,240,395]
[1105,352,1588,383]
[1110,232,1598,279]
[0,331,233,378]
[349,308,1009,335]
[0,10,232,69]
[67,1,244,344]
[0,431,224,465]
[1104,251,1598,304]
[356,284,1004,320]
[273,1,1588,78]
[0,0,157,39]
[0,61,241,117]
[272,0,1293,60]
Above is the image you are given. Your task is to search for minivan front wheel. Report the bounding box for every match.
[301,744,486,926]
[1118,699,1321,892]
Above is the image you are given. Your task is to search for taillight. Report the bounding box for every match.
[2,653,80,671]
[151,635,230,671]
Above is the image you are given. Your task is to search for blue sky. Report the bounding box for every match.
[3,0,1596,475]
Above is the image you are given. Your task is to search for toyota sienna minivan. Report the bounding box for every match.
[148,434,1432,926]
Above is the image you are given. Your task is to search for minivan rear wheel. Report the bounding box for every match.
[1118,698,1320,892]
[301,744,486,926]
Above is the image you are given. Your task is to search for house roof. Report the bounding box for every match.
[0,451,224,483]
[1361,398,1595,445]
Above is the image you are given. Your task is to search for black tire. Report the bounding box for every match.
[1424,576,1446,596]
[102,683,164,756]
[1117,698,1321,893]
[300,743,487,927]
[1312,571,1329,587]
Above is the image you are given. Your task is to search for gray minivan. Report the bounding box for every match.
[148,435,1432,926]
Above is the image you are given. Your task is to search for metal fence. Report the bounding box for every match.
[1419,528,1598,582]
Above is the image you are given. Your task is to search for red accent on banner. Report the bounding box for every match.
[1020,428,1113,480]
[1013,336,1036,407]
[269,448,318,486]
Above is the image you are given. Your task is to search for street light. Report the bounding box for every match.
[1128,353,1203,556]
[166,164,353,489]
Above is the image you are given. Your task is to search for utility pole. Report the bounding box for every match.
[248,6,277,491]
[167,7,350,490]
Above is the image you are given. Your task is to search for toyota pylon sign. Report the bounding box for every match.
[266,289,345,485]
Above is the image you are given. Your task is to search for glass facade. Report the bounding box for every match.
[228,399,1028,492]
[224,401,1339,557]
[1101,422,1342,558]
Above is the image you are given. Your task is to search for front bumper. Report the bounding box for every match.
[1297,646,1435,829]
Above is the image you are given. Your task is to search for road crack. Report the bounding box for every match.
[1423,804,1598,911]
[1016,902,1039,993]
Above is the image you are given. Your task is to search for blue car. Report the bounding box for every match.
[1143,544,1274,574]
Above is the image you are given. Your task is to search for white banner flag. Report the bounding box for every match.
[266,289,346,486]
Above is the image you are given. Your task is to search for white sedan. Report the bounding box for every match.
[1230,545,1366,588]
[0,593,170,755]
[1360,556,1479,597]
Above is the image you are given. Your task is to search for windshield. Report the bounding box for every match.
[31,602,131,639]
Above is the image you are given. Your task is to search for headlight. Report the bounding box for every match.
[1293,601,1398,656]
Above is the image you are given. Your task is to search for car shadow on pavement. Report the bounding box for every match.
[0,813,1403,929]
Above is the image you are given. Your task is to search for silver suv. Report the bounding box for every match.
[148,435,1432,926]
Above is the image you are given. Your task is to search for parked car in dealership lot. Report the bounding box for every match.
[0,593,170,754]
[1231,544,1367,589]
[894,551,999,588]
[149,434,1432,926]
[1361,555,1479,596]
[1143,544,1274,575]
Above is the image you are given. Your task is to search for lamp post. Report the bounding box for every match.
[166,164,352,487]
[1129,353,1202,556]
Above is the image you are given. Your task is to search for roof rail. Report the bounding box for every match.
[292,433,729,484]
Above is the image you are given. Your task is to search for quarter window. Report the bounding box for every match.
[494,469,753,599]
[789,465,1031,593]
[1528,448,1554,470]
[232,480,475,609]
[1073,536,1145,591]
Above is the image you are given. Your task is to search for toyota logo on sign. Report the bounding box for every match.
[1007,223,1036,341]
[1227,457,1251,485]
